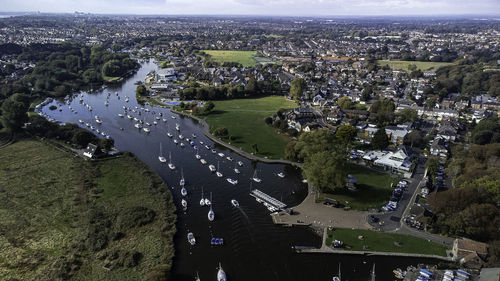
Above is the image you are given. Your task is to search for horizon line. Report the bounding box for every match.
[1,11,500,18]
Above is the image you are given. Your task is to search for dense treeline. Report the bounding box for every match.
[0,42,139,107]
[431,52,500,97]
[470,116,500,145]
[427,143,500,265]
[179,75,283,100]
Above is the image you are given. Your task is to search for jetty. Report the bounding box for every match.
[250,189,287,210]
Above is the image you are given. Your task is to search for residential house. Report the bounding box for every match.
[452,238,488,265]
[373,146,414,177]
[83,143,98,158]
[385,124,411,145]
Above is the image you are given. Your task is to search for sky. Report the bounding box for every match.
[1,0,500,16]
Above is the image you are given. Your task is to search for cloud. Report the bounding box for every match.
[2,0,499,15]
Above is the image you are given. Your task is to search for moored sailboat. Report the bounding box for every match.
[158,142,167,163]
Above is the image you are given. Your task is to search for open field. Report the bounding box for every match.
[205,96,296,159]
[0,140,176,281]
[377,60,455,72]
[326,228,448,256]
[203,50,257,67]
[320,164,399,210]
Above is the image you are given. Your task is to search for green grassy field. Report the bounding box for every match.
[326,228,448,256]
[377,60,455,72]
[203,50,257,67]
[103,75,121,82]
[0,140,176,281]
[320,164,399,210]
[205,96,296,159]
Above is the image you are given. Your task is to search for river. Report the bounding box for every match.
[41,59,439,281]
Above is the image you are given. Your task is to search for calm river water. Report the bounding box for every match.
[41,60,438,281]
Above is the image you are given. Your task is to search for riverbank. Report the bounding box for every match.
[0,139,177,281]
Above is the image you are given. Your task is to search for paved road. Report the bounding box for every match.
[368,156,426,232]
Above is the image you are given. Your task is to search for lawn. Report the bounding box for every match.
[204,96,296,159]
[0,140,176,281]
[103,75,121,82]
[326,228,448,256]
[377,60,455,72]
[203,50,257,67]
[320,164,399,210]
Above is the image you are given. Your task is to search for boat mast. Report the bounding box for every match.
[371,263,376,281]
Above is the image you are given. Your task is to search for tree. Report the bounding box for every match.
[213,127,228,137]
[397,108,418,123]
[336,124,356,144]
[100,138,115,151]
[293,129,338,162]
[290,78,307,100]
[370,99,395,125]
[0,93,29,132]
[404,130,424,147]
[371,127,389,150]
[302,151,347,192]
[337,96,353,110]
[136,84,147,96]
[72,130,96,147]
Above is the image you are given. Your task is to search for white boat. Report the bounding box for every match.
[208,193,215,221]
[95,119,102,124]
[195,272,200,281]
[153,121,158,125]
[175,124,180,131]
[134,123,142,129]
[217,263,226,281]
[181,187,187,196]
[173,139,178,144]
[218,152,225,158]
[171,116,176,119]
[127,115,133,119]
[162,118,168,122]
[231,199,239,207]
[180,168,185,186]
[234,163,240,174]
[90,125,95,130]
[145,122,151,126]
[277,172,285,178]
[118,113,124,118]
[134,117,139,121]
[78,119,83,124]
[252,170,262,183]
[200,159,207,165]
[125,97,129,102]
[143,127,150,133]
[237,161,243,167]
[209,164,216,172]
[158,142,167,163]
[200,141,204,145]
[192,133,197,138]
[216,161,223,177]
[227,178,238,185]
[211,149,217,154]
[187,232,196,245]
[180,142,185,148]
[168,152,175,170]
[179,134,184,139]
[226,156,233,161]
[200,187,205,206]
[195,148,201,159]
[204,198,211,206]
[181,198,187,209]
[167,132,173,138]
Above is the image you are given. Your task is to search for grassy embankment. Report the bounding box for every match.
[0,140,176,281]
[103,76,121,82]
[326,228,448,256]
[319,164,399,210]
[377,60,455,72]
[204,96,296,159]
[203,50,257,67]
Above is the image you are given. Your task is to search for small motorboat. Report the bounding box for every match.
[226,156,233,161]
[211,149,217,154]
[143,127,150,133]
[173,139,178,144]
[118,113,124,118]
[78,119,83,124]
[200,187,205,206]
[211,238,224,246]
[231,199,239,207]
[167,132,173,138]
[181,198,187,209]
[134,123,142,129]
[187,232,196,246]
[218,152,225,158]
[179,134,184,139]
[200,159,207,165]
[192,133,197,138]
[205,145,210,150]
[237,161,243,167]
[195,154,201,160]
[204,198,211,206]
[226,178,238,185]
[217,263,227,281]
[181,187,188,196]
[277,172,285,178]
[209,165,216,172]
[180,142,185,148]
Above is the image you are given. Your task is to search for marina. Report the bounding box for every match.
[39,59,443,281]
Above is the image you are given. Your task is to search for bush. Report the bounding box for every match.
[213,127,229,137]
